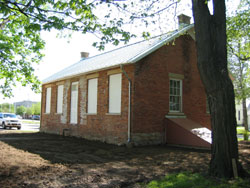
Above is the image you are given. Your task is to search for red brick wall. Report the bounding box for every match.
[41,65,135,145]
[132,35,211,141]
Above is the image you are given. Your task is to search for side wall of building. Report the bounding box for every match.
[41,65,134,145]
[132,34,211,145]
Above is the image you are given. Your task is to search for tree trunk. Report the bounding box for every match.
[192,0,247,178]
[242,99,249,140]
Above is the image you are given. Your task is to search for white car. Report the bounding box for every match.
[0,113,22,130]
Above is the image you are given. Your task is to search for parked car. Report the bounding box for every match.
[17,115,23,119]
[32,115,40,120]
[0,113,22,130]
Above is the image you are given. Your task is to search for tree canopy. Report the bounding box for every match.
[227,0,250,101]
[0,0,139,97]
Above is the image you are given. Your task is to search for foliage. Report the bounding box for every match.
[146,172,250,188]
[0,6,44,97]
[31,102,41,115]
[237,126,249,141]
[16,105,26,116]
[25,107,32,116]
[14,103,40,116]
[0,103,14,113]
[227,0,250,101]
[0,0,141,97]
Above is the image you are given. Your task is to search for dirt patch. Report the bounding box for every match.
[0,131,249,188]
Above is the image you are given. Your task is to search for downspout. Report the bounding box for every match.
[120,65,132,143]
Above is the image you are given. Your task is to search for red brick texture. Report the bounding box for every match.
[132,34,211,145]
[41,65,134,145]
[41,34,211,146]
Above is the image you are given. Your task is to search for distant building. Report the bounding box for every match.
[14,100,38,108]
[235,101,250,130]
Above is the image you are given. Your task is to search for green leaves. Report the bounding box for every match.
[0,0,179,97]
[0,0,135,96]
[227,0,250,101]
[0,6,43,97]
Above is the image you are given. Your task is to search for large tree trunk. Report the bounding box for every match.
[242,98,249,140]
[192,0,247,178]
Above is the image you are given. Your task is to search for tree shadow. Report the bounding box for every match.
[0,132,210,165]
[0,132,249,187]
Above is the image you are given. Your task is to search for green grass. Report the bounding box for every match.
[145,172,250,188]
[237,127,249,141]
[237,126,249,135]
[21,120,40,124]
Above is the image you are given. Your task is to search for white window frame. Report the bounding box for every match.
[109,73,122,114]
[87,78,98,114]
[57,85,64,114]
[169,79,182,112]
[45,87,51,114]
[70,82,78,124]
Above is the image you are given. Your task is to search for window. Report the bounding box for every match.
[70,82,78,124]
[238,110,241,121]
[169,79,182,112]
[109,73,122,113]
[87,78,98,114]
[57,85,64,114]
[45,87,51,113]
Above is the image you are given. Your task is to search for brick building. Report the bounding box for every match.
[41,15,211,148]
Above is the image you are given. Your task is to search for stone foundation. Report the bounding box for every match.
[131,132,165,146]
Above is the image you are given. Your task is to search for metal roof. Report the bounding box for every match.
[43,24,194,84]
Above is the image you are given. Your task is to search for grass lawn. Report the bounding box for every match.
[237,127,249,141]
[21,120,40,124]
[237,126,250,135]
[145,172,250,188]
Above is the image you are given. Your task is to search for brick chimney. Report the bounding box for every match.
[177,14,191,29]
[80,52,89,59]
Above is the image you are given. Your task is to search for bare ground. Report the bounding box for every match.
[0,130,249,188]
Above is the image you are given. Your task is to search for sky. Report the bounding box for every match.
[0,0,239,104]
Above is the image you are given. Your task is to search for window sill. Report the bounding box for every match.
[106,113,121,116]
[86,113,97,115]
[56,113,63,115]
[44,113,51,115]
[166,112,186,119]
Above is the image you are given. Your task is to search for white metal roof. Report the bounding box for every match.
[43,24,194,84]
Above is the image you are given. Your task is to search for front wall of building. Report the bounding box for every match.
[132,35,211,145]
[41,65,134,145]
